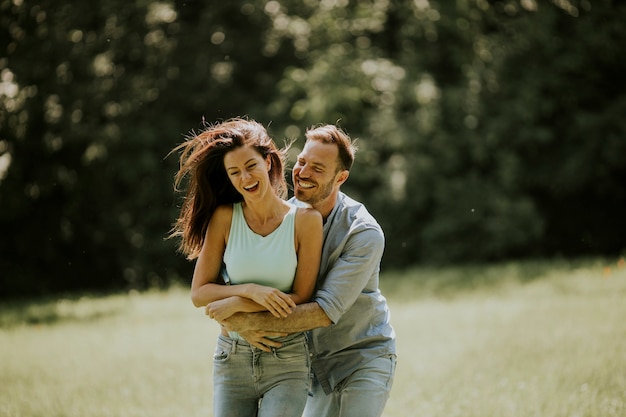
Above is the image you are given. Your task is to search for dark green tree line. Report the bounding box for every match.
[1,0,624,297]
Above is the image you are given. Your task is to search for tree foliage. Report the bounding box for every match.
[1,0,624,296]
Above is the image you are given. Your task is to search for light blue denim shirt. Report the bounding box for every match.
[291,192,396,394]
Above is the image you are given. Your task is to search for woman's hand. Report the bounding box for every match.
[245,284,296,318]
[206,297,241,322]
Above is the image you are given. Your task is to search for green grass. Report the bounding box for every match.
[1,258,625,417]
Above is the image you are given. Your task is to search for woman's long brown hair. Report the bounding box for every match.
[170,118,288,259]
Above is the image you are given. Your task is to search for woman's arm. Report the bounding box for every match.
[190,206,231,307]
[289,207,323,304]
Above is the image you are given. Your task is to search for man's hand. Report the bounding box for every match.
[238,329,288,352]
[216,311,251,333]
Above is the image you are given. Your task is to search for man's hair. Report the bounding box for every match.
[304,124,357,172]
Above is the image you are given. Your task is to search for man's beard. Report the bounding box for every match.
[295,177,334,205]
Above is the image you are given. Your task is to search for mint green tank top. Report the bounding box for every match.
[223,202,298,292]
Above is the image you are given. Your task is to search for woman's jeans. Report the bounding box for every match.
[212,332,310,417]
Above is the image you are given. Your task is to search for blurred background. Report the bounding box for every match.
[1,0,625,298]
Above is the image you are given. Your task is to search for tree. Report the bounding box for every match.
[1,0,624,297]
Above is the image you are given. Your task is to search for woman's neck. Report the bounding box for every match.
[241,195,288,225]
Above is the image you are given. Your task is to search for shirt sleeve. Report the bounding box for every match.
[314,224,385,324]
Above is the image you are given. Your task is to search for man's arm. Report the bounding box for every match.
[216,301,331,334]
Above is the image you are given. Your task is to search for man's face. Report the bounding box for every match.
[292,140,342,206]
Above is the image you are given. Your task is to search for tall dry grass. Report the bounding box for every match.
[1,258,625,417]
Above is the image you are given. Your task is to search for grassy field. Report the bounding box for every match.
[1,258,625,417]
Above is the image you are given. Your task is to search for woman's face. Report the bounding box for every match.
[223,145,271,199]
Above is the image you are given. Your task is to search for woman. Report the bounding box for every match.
[171,118,323,417]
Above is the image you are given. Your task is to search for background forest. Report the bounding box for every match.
[1,0,625,297]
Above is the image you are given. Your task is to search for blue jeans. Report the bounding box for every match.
[303,354,397,417]
[212,333,310,417]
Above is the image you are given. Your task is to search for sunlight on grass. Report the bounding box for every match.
[0,289,220,417]
[1,258,625,417]
[383,258,626,417]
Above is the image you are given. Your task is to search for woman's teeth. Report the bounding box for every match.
[244,182,259,191]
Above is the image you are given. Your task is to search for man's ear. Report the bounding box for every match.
[336,170,349,186]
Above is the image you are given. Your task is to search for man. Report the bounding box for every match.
[212,124,396,417]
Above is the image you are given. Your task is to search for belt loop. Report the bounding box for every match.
[231,338,238,354]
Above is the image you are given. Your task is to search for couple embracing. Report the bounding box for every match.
[171,118,396,417]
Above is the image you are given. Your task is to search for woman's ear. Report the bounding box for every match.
[266,156,272,172]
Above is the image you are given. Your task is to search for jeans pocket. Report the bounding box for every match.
[273,338,308,361]
[213,337,234,363]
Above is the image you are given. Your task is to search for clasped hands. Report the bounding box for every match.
[205,285,295,351]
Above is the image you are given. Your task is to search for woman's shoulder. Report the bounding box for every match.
[212,203,235,225]
[294,205,322,227]
[208,204,236,242]
[215,203,236,214]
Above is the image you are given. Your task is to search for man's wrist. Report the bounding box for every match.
[222,312,249,332]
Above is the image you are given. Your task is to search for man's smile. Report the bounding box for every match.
[297,179,315,189]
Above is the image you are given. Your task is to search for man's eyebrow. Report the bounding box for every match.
[300,157,326,169]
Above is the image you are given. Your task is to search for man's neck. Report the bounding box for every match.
[313,192,340,222]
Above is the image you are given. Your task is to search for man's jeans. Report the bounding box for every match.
[212,333,310,417]
[303,354,397,417]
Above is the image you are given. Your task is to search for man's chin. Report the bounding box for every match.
[295,189,312,203]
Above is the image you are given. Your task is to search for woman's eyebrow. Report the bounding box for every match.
[226,158,257,171]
